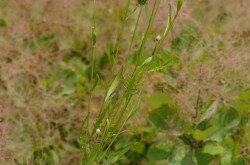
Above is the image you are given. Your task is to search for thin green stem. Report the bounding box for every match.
[136,0,161,64]
[111,0,131,72]
[128,6,142,56]
[91,0,96,82]
[81,0,97,160]
[152,4,182,57]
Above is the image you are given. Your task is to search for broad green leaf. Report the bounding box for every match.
[130,142,146,154]
[148,92,174,108]
[219,108,240,130]
[180,152,196,165]
[169,143,194,165]
[195,149,214,165]
[147,147,168,161]
[203,143,225,155]
[148,105,176,130]
[220,150,232,165]
[147,142,174,161]
[193,126,219,141]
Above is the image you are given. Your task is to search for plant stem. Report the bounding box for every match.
[111,0,131,72]
[135,0,161,64]
[128,6,142,56]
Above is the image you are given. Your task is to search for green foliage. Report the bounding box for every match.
[148,92,175,108]
[147,141,174,161]
[148,105,176,130]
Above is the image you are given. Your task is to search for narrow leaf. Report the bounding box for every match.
[177,0,184,13]
[105,70,122,102]
[92,27,97,45]
[164,4,172,37]
[91,74,100,91]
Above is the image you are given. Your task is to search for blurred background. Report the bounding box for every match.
[0,0,249,164]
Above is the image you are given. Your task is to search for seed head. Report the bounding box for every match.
[96,128,101,135]
[137,0,147,5]
[155,35,161,42]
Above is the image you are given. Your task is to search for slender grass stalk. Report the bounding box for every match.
[110,0,131,72]
[152,1,183,57]
[128,6,142,56]
[80,0,97,161]
[135,0,161,64]
[91,0,96,82]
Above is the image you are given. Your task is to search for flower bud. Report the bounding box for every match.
[137,0,147,5]
[96,128,101,135]
[155,35,161,42]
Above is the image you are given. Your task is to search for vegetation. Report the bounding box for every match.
[0,0,249,164]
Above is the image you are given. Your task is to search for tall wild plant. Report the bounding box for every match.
[80,0,183,164]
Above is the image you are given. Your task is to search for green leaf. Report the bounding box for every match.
[147,57,172,72]
[147,142,174,161]
[180,152,196,165]
[163,4,172,37]
[148,92,174,108]
[139,56,152,67]
[219,108,240,130]
[177,0,184,13]
[147,147,168,161]
[193,126,219,141]
[130,142,146,154]
[104,70,122,102]
[148,105,176,130]
[92,105,109,136]
[195,149,214,165]
[203,143,226,156]
[169,143,194,165]
[220,150,232,165]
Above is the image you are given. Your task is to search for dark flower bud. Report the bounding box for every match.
[137,0,147,5]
